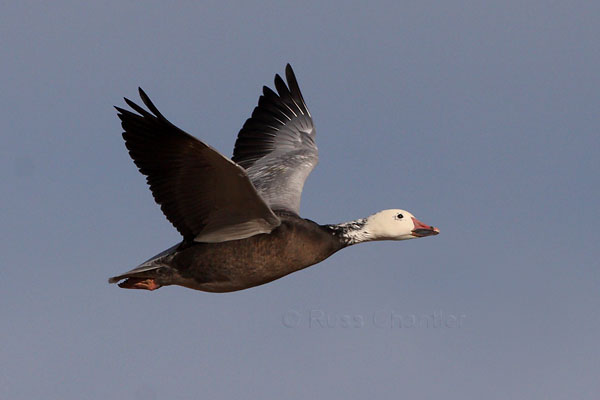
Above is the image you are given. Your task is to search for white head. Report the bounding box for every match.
[330,209,440,245]
[363,209,440,241]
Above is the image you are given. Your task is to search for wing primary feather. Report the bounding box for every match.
[138,87,169,122]
[285,64,311,118]
[231,65,318,214]
[124,97,153,118]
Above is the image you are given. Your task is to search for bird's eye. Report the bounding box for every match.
[396,213,404,220]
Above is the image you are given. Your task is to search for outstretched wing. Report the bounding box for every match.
[232,64,318,215]
[116,88,280,243]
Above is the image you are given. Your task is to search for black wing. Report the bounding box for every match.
[116,89,280,243]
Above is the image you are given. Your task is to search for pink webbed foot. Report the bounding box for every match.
[118,278,161,291]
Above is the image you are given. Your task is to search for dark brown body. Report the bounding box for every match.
[119,213,346,292]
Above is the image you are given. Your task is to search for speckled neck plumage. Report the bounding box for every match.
[324,218,372,246]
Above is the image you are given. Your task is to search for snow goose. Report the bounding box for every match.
[109,65,439,292]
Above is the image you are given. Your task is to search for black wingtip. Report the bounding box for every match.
[114,106,129,118]
[285,63,294,75]
[262,85,277,98]
[137,87,147,99]
[122,97,147,116]
[137,87,150,106]
[137,87,167,121]
[123,97,136,108]
[284,65,299,90]
[274,72,291,98]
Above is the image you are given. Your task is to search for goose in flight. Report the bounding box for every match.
[109,65,439,292]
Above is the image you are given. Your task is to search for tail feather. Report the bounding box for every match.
[108,264,163,284]
[108,242,181,287]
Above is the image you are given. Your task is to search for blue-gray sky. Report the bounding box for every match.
[2,1,599,399]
